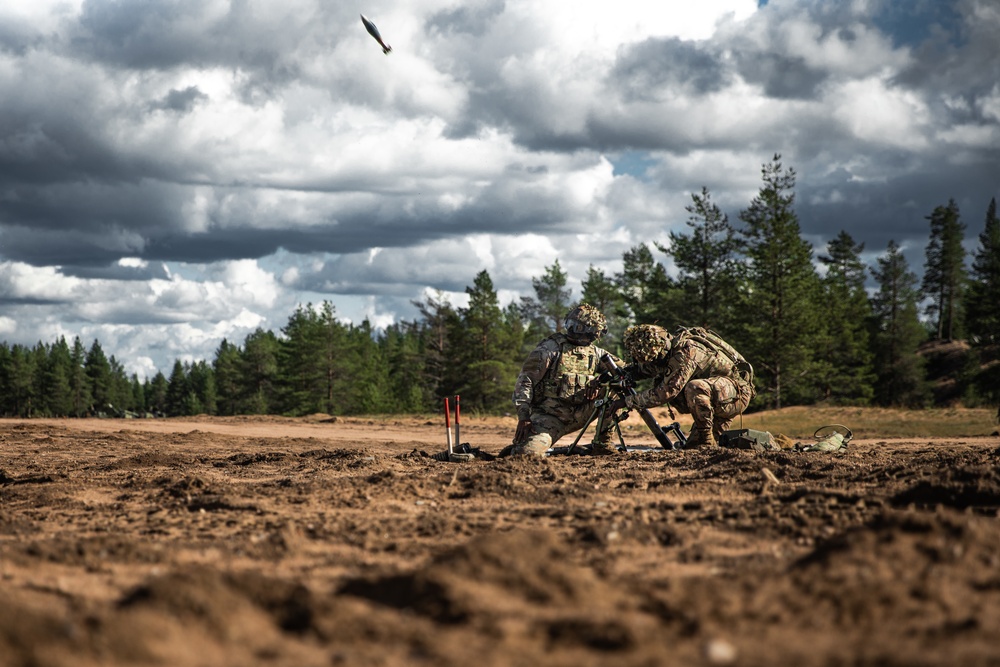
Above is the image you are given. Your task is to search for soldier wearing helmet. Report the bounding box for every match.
[510,303,623,456]
[609,324,755,448]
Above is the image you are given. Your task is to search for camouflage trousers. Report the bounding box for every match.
[683,376,753,437]
[513,402,615,457]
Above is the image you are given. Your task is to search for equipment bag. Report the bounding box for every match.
[719,428,779,452]
[674,326,756,395]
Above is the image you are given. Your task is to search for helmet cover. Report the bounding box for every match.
[623,324,671,362]
[563,303,607,342]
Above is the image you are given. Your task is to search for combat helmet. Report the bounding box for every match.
[623,324,672,363]
[563,303,607,343]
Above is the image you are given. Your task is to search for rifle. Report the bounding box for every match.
[597,354,685,450]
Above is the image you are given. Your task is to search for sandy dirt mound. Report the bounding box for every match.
[1,417,999,666]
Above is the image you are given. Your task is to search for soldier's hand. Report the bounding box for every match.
[514,419,534,443]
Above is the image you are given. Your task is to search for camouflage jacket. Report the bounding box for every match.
[512,333,620,421]
[625,337,744,411]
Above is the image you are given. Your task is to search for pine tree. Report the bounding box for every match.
[817,230,876,404]
[85,340,113,414]
[658,187,744,333]
[69,337,92,417]
[870,241,929,407]
[147,372,169,415]
[341,321,392,414]
[240,328,280,414]
[964,198,1000,412]
[615,244,677,326]
[213,339,242,416]
[921,199,967,341]
[277,302,347,415]
[165,360,190,416]
[313,302,350,415]
[965,197,1000,344]
[130,374,146,415]
[187,360,217,415]
[107,356,133,412]
[520,259,572,335]
[380,321,430,412]
[738,154,825,408]
[40,337,74,417]
[413,291,460,400]
[3,344,36,417]
[453,270,522,412]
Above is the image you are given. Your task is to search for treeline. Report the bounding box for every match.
[1,155,998,418]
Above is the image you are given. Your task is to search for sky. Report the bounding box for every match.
[1,0,998,378]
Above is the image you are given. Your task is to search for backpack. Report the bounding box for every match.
[674,326,755,392]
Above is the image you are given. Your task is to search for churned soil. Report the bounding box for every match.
[1,414,999,667]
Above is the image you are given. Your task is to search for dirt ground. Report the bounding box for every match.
[2,413,999,667]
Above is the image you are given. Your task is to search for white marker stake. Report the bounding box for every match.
[444,397,454,454]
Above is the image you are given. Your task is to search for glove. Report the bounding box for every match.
[514,419,534,444]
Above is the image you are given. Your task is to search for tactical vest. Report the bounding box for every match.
[674,326,755,390]
[539,335,600,405]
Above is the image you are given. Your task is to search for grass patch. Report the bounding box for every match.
[734,406,999,439]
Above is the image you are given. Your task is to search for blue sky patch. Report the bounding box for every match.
[610,151,658,180]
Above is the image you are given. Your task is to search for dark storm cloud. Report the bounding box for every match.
[0,223,145,267]
[0,111,164,187]
[798,159,1000,250]
[151,86,208,113]
[69,0,311,73]
[733,52,827,99]
[0,295,64,307]
[0,16,40,55]
[64,262,172,281]
[2,0,996,298]
[62,0,350,108]
[609,38,732,100]
[889,2,999,110]
[0,181,187,265]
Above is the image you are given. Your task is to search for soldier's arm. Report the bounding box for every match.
[511,343,556,420]
[627,353,697,410]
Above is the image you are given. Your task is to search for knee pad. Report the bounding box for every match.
[515,432,552,457]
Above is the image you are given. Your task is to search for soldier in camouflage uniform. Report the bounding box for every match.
[510,304,624,456]
[609,324,755,448]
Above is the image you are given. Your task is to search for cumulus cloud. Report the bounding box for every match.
[0,0,996,376]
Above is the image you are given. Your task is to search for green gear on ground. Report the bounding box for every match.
[798,432,848,452]
[623,324,671,363]
[719,429,778,452]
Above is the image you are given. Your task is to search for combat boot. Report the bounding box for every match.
[684,427,717,449]
[589,439,616,456]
